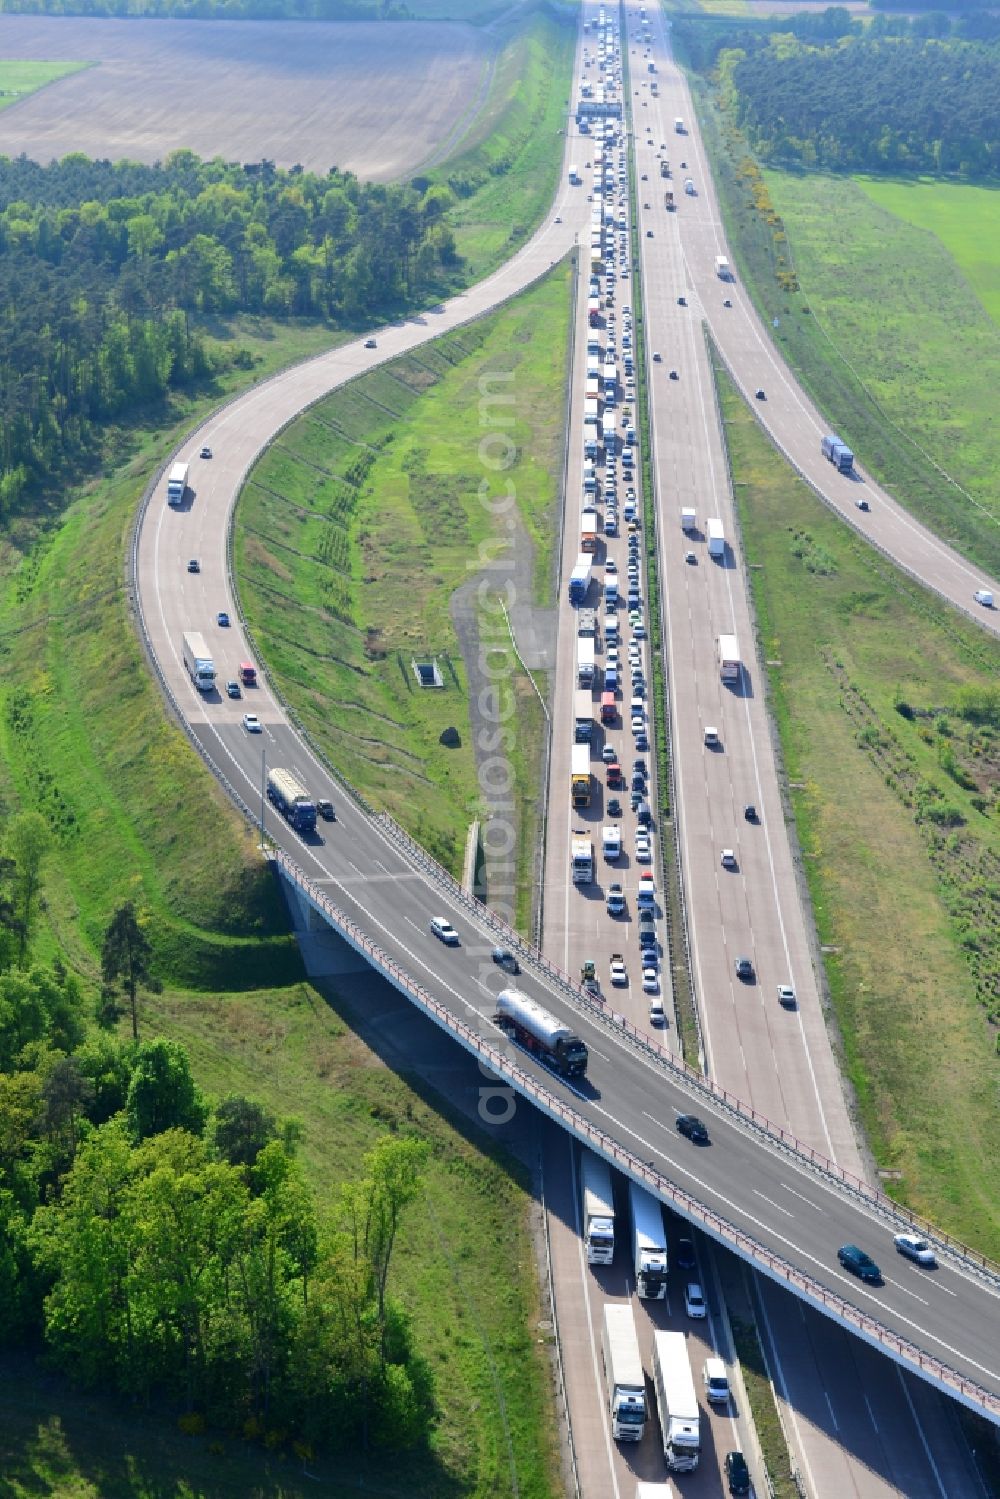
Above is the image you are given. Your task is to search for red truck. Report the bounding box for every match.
[601,691,617,725]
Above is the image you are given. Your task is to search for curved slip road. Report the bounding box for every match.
[648,14,1000,634]
[131,0,1000,1446]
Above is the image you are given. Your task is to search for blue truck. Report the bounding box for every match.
[569,555,592,604]
[821,433,854,473]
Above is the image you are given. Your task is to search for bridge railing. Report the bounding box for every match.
[273,847,1000,1421]
[371,816,1000,1283]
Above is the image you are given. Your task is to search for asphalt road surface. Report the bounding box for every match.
[627,2,995,1492]
[131,0,1000,1483]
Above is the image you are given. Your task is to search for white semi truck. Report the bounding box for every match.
[602,1303,647,1441]
[571,837,594,884]
[577,636,596,687]
[652,1330,700,1471]
[574,689,594,743]
[580,1150,615,1264]
[629,1181,668,1299]
[181,631,215,692]
[717,634,741,683]
[166,461,189,506]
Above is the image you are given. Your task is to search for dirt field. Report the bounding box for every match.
[0,15,493,179]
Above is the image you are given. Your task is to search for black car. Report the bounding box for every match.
[755,387,766,400]
[744,804,758,822]
[187,558,200,573]
[631,772,645,791]
[491,947,520,974]
[607,797,623,818]
[364,338,377,349]
[676,1236,696,1270]
[735,956,755,981]
[838,1244,882,1284]
[316,799,336,822]
[633,759,647,775]
[725,1450,751,1496]
[676,1114,709,1144]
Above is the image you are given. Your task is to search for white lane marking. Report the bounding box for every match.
[592,1100,1000,1386]
[753,1189,794,1220]
[781,1183,824,1212]
[754,1285,823,1498]
[896,1364,951,1499]
[883,1276,929,1307]
[569,1141,622,1499]
[823,1388,839,1433]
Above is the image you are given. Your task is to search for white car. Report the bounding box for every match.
[242,713,262,734]
[648,997,665,1024]
[635,834,651,862]
[605,558,618,574]
[894,1232,937,1267]
[610,955,628,986]
[602,745,617,764]
[777,984,796,1006]
[429,917,460,946]
[642,966,659,994]
[684,1282,707,1319]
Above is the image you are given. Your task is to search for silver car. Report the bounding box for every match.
[893,1232,936,1267]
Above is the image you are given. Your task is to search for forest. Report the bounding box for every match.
[0,851,432,1455]
[0,150,457,522]
[698,25,1000,176]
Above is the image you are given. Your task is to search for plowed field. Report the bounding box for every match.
[0,14,492,179]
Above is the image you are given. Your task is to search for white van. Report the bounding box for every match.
[974,589,994,608]
[703,1357,730,1405]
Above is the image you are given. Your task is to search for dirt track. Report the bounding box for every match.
[0,15,492,179]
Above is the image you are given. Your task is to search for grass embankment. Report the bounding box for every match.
[691,88,1000,578]
[427,10,576,280]
[0,317,342,985]
[0,311,561,1494]
[0,59,91,109]
[730,1317,799,1499]
[717,359,1000,1254]
[236,264,571,913]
